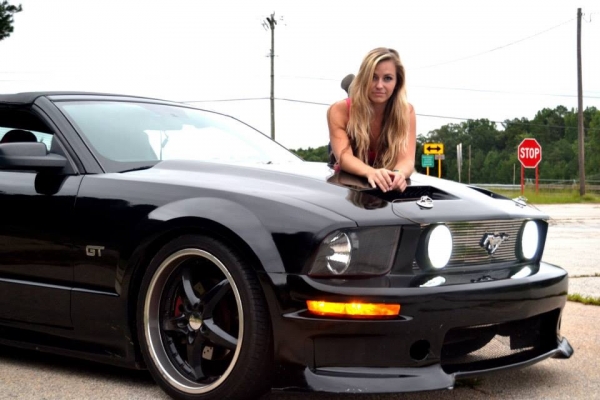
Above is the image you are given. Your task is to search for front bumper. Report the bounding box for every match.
[291,337,572,393]
[260,262,573,393]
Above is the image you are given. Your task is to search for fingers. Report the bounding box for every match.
[390,172,407,192]
[396,179,407,192]
[381,170,394,188]
[368,169,394,192]
[367,169,409,192]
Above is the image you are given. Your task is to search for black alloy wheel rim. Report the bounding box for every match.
[144,249,244,394]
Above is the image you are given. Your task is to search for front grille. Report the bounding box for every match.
[440,309,559,374]
[445,220,524,267]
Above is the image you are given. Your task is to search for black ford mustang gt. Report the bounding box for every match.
[0,92,572,400]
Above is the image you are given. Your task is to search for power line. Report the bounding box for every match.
[583,11,598,22]
[279,75,338,82]
[180,96,599,132]
[411,85,600,99]
[277,98,329,106]
[412,17,576,70]
[183,90,600,105]
[406,113,600,133]
[273,76,600,99]
[182,97,269,103]
[4,72,598,99]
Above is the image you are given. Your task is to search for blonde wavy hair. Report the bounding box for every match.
[347,47,410,169]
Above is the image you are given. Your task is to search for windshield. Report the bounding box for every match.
[55,100,301,172]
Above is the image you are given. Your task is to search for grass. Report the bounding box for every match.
[568,275,600,306]
[490,189,600,204]
[567,293,600,306]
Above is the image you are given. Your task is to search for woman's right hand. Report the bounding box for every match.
[366,168,395,192]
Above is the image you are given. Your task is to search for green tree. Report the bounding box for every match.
[501,117,529,151]
[290,145,329,162]
[585,108,600,180]
[292,105,598,185]
[423,119,499,183]
[0,1,22,41]
[529,107,566,146]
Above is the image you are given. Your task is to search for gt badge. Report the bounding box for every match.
[86,245,105,257]
[480,233,508,255]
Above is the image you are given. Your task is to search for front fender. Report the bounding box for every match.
[147,197,286,273]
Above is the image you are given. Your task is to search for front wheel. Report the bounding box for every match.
[137,235,273,400]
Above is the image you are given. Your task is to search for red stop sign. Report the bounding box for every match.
[518,138,542,168]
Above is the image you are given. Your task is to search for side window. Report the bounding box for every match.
[0,105,56,152]
[0,127,53,151]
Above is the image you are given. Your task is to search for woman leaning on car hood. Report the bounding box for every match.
[327,47,416,193]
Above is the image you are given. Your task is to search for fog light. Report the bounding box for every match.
[428,225,453,269]
[519,221,539,260]
[306,300,400,319]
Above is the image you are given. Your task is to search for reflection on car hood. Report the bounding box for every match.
[120,160,548,225]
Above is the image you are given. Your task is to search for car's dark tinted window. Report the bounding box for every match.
[0,108,54,151]
[0,127,53,151]
[55,101,300,172]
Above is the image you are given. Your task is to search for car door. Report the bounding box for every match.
[0,125,80,328]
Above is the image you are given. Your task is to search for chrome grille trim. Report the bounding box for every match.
[446,220,522,267]
[413,220,526,269]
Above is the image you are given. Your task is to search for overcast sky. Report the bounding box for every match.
[1,0,599,150]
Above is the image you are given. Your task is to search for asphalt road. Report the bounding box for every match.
[0,204,598,400]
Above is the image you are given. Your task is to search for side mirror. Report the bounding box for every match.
[0,142,67,170]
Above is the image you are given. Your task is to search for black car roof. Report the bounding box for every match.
[0,91,174,105]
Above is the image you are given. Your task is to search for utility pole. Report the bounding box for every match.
[468,145,471,184]
[577,8,586,195]
[457,143,462,183]
[264,12,277,140]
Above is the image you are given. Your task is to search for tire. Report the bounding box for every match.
[137,234,273,400]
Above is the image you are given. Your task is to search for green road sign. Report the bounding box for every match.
[422,154,435,168]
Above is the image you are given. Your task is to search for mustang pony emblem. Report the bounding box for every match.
[480,233,509,255]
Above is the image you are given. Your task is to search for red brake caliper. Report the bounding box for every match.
[174,296,184,317]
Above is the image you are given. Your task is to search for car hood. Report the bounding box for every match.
[120,160,548,225]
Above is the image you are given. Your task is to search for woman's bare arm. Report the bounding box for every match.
[327,100,394,191]
[389,104,416,191]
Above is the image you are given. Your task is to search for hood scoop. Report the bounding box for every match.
[342,185,457,212]
[327,171,457,201]
[373,185,458,203]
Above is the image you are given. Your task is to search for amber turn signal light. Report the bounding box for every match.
[306,300,400,319]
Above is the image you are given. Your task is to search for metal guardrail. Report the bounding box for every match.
[473,183,600,192]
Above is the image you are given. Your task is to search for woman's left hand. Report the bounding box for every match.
[390,171,408,192]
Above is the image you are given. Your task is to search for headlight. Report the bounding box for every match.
[417,224,453,270]
[308,227,401,277]
[323,232,352,275]
[517,220,540,260]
